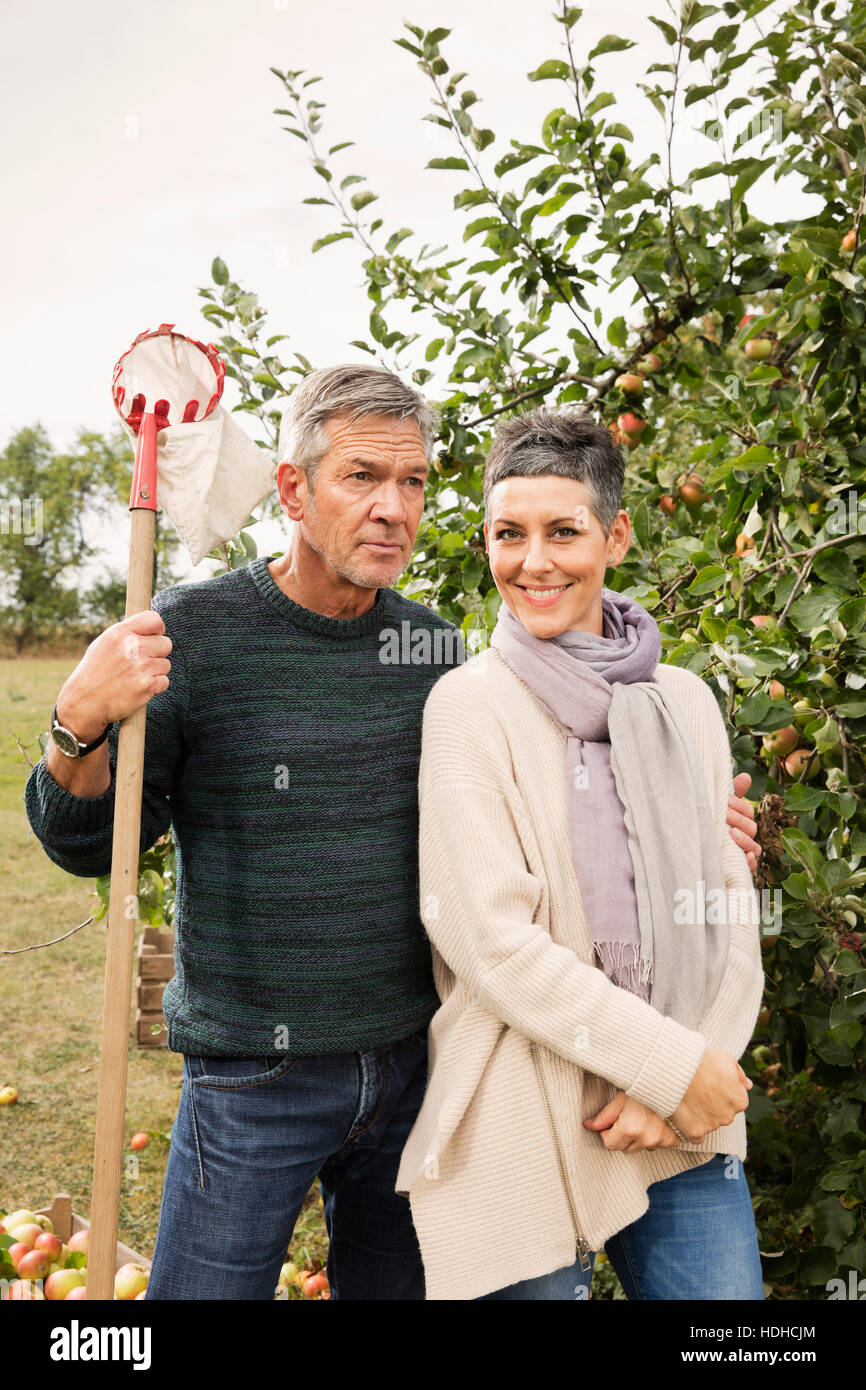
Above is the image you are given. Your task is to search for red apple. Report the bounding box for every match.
[769,680,786,700]
[738,314,757,329]
[614,372,644,394]
[841,228,857,253]
[114,1262,149,1301]
[4,1279,46,1300]
[617,412,646,436]
[34,1232,63,1263]
[44,1268,86,1301]
[8,1242,33,1271]
[658,494,676,517]
[67,1229,89,1259]
[16,1248,51,1280]
[65,1285,88,1300]
[677,472,709,508]
[735,532,756,555]
[745,337,773,361]
[9,1223,45,1249]
[638,352,661,373]
[783,747,822,780]
[750,614,777,631]
[0,1087,19,1105]
[762,726,799,758]
[301,1272,330,1298]
[130,1132,149,1152]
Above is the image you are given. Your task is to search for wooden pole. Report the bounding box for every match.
[87,499,156,1300]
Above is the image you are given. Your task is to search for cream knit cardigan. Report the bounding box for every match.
[395,649,765,1302]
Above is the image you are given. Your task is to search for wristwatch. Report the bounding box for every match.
[49,704,111,758]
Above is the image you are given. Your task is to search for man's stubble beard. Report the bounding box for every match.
[304,488,411,590]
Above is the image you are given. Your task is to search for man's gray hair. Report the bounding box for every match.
[483,406,625,535]
[277,363,437,490]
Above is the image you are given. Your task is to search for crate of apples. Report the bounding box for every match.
[1,1193,151,1301]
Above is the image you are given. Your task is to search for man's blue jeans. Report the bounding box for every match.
[145,1031,429,1300]
[479,1153,766,1300]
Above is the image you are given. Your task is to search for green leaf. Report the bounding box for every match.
[211,257,229,286]
[528,60,570,81]
[311,231,353,252]
[589,35,637,59]
[427,157,469,171]
[350,190,378,212]
[607,315,628,348]
[687,564,727,595]
[648,15,677,44]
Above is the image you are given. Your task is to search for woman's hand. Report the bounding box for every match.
[669,1046,752,1142]
[727,771,761,875]
[583,1091,681,1152]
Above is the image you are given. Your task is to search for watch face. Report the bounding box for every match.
[52,726,80,757]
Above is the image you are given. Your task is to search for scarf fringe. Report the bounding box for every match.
[594,940,652,999]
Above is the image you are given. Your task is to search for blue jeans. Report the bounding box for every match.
[145,1031,429,1300]
[479,1154,765,1300]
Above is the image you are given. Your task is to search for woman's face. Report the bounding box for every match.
[484,474,630,638]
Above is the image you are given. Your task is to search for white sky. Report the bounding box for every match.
[0,0,816,582]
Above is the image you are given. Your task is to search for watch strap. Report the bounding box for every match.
[51,704,111,756]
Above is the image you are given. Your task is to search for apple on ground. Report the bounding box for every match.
[278,1261,299,1288]
[0,1086,18,1105]
[745,337,773,361]
[130,1132,149,1152]
[45,1268,86,1301]
[301,1272,330,1298]
[115,1262,149,1300]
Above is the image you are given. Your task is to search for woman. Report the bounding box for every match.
[396,407,766,1301]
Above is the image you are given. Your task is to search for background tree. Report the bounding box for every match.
[195,0,866,1297]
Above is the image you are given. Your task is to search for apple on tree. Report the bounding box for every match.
[745,337,773,361]
[614,372,644,395]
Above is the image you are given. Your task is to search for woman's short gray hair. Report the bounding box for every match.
[277,363,437,490]
[483,406,625,535]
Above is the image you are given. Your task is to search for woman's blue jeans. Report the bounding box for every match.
[145,1032,429,1300]
[479,1153,765,1300]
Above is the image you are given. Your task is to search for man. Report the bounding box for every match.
[24,364,761,1300]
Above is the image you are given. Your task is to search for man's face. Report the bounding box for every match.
[277,412,429,589]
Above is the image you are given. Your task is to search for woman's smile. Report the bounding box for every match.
[515,582,575,607]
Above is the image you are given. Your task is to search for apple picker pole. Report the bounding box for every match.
[87,326,227,1300]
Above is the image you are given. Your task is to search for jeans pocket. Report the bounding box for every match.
[190,1053,296,1089]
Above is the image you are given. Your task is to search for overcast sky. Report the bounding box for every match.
[1,0,814,581]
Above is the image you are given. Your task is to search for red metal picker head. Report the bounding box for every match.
[111,323,225,511]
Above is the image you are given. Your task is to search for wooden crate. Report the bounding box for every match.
[34,1193,151,1273]
[135,927,174,1048]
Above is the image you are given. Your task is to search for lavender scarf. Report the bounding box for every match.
[489,589,729,1031]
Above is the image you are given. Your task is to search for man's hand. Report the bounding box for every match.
[726,771,761,877]
[583,1091,681,1152]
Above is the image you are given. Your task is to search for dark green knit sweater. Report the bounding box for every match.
[24,556,464,1057]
